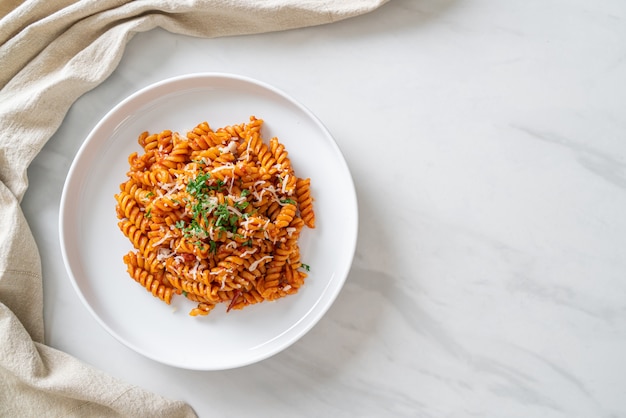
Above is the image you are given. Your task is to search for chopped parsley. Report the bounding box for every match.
[234,200,249,211]
[186,172,211,196]
[181,172,251,248]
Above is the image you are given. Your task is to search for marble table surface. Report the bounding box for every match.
[21,1,626,416]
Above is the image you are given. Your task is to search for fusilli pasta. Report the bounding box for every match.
[115,116,315,316]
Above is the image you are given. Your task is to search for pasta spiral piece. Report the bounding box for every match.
[124,252,175,304]
[296,178,315,228]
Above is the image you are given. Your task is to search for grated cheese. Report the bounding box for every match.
[240,248,258,258]
[227,205,243,218]
[281,174,289,194]
[156,247,173,261]
[151,231,171,247]
[248,255,273,272]
[219,140,238,155]
[211,163,236,174]
[189,260,201,280]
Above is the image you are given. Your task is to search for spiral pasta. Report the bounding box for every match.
[115,116,315,316]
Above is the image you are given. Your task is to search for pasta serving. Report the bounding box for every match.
[114,116,315,316]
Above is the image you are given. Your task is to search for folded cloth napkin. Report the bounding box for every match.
[0,1,386,416]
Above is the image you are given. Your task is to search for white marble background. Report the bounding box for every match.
[21,0,626,416]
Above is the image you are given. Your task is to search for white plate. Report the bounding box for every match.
[59,73,358,370]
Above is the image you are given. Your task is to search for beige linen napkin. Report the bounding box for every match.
[0,1,386,416]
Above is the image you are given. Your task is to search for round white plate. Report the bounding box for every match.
[59,73,358,370]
